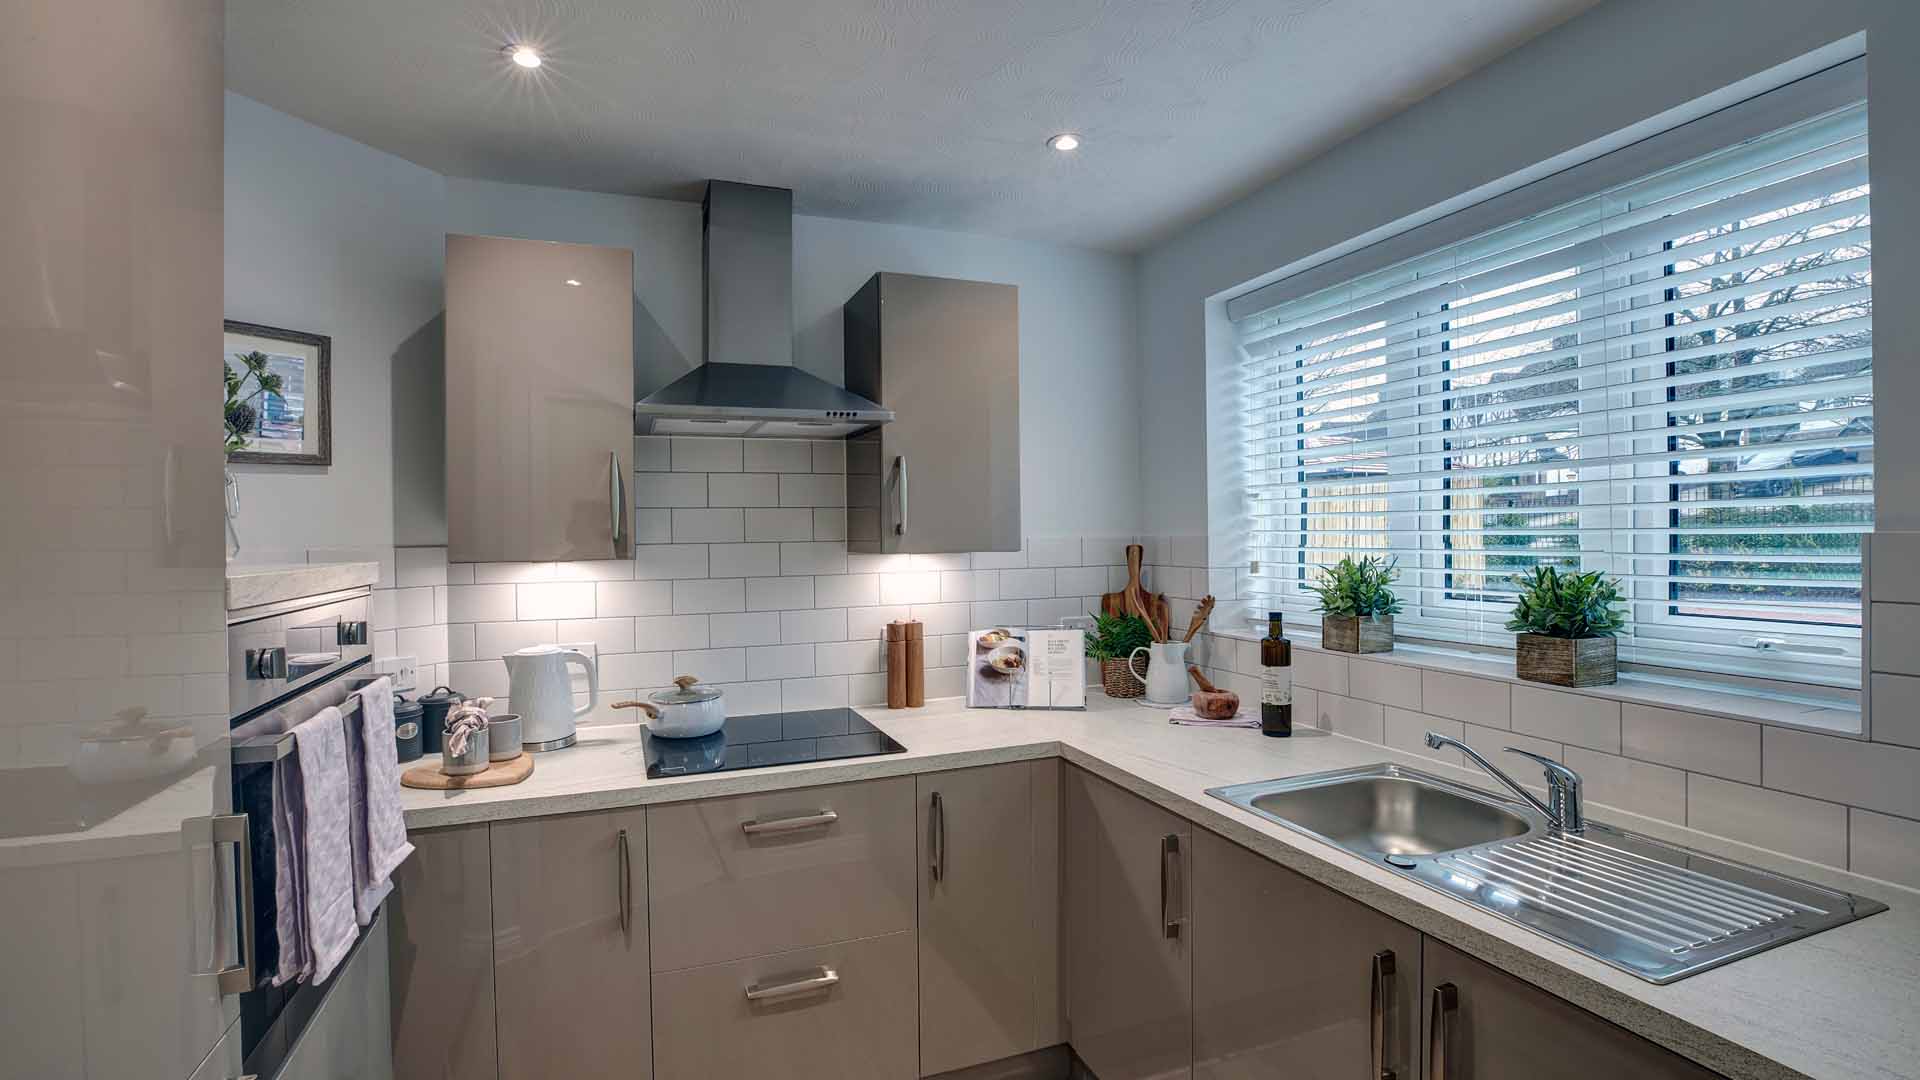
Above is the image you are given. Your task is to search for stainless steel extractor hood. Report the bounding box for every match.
[635,181,893,438]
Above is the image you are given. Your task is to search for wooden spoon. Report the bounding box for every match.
[1181,595,1216,643]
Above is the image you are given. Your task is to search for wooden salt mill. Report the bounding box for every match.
[887,620,925,708]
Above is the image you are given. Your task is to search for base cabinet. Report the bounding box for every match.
[492,808,650,1080]
[1064,768,1192,1080]
[1192,829,1421,1080]
[1421,939,1721,1079]
[918,761,1063,1076]
[389,823,497,1080]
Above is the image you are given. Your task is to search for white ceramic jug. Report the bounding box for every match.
[504,645,598,751]
[1128,641,1191,705]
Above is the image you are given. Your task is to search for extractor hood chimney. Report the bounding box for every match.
[634,181,893,438]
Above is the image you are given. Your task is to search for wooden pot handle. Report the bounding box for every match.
[612,700,660,718]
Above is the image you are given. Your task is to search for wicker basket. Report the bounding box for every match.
[1101,657,1145,698]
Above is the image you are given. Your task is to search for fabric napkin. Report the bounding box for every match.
[348,678,414,924]
[289,706,359,984]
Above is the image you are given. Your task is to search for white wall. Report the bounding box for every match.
[1136,0,1920,535]
[223,92,445,558]
[227,101,1142,551]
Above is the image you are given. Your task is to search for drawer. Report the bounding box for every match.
[648,776,916,971]
[651,930,917,1080]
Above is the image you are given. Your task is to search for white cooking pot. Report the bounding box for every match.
[69,707,196,785]
[615,675,725,739]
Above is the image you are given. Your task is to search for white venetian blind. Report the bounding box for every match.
[1233,93,1871,687]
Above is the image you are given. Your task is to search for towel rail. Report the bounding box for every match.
[232,686,369,764]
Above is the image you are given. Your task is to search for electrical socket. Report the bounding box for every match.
[375,655,418,692]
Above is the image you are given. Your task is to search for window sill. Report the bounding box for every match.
[1207,625,1863,737]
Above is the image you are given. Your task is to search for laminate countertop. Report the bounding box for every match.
[399,693,1920,1080]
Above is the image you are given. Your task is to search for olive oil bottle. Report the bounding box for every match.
[1260,611,1293,737]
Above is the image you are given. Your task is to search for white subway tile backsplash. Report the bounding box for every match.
[1028,598,1084,626]
[552,560,635,582]
[938,570,998,603]
[1384,707,1464,766]
[779,473,844,507]
[747,576,814,611]
[848,552,913,574]
[1686,774,1847,866]
[1291,650,1348,696]
[1317,693,1385,743]
[971,544,1027,571]
[908,553,971,572]
[971,600,1027,627]
[1147,566,1193,600]
[393,587,438,629]
[738,439,806,473]
[444,584,517,623]
[397,625,449,666]
[850,672,888,707]
[1055,565,1107,596]
[395,546,449,587]
[474,561,556,584]
[1869,674,1920,748]
[847,605,910,639]
[1869,601,1920,674]
[709,543,781,578]
[747,644,814,681]
[596,580,674,617]
[1462,722,1561,770]
[632,614,708,652]
[632,435,672,471]
[781,607,848,644]
[783,675,848,711]
[1849,809,1920,890]
[634,510,674,544]
[1511,685,1622,754]
[708,473,779,507]
[1084,537,1134,567]
[598,651,673,689]
[745,508,814,542]
[633,544,709,580]
[1027,537,1082,567]
[674,578,745,615]
[1764,726,1920,820]
[811,440,845,474]
[811,509,847,541]
[780,541,847,576]
[1348,658,1422,710]
[634,473,707,508]
[1420,671,1510,728]
[815,639,882,676]
[708,613,783,648]
[1561,746,1687,823]
[672,437,742,472]
[446,658,509,697]
[998,568,1055,600]
[814,574,879,608]
[474,620,557,657]
[445,622,476,662]
[717,679,784,716]
[1622,704,1760,784]
[557,617,639,655]
[674,647,745,682]
[880,571,942,606]
[909,602,971,636]
[671,508,744,543]
[515,581,596,621]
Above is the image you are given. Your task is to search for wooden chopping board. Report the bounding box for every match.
[1100,543,1170,637]
[401,752,534,790]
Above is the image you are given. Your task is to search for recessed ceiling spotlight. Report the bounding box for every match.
[1047,132,1082,152]
[504,44,543,69]
[564,279,582,287]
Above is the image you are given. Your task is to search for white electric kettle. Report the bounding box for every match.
[504,645,598,751]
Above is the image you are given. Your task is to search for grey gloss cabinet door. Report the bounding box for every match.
[389,825,497,1080]
[845,272,1019,554]
[1191,830,1421,1080]
[1064,767,1192,1080]
[445,233,634,563]
[917,761,1064,1076]
[1420,939,1720,1080]
[491,808,650,1080]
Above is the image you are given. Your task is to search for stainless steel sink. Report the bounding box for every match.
[1210,764,1887,983]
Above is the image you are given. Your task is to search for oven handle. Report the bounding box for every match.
[185,813,256,996]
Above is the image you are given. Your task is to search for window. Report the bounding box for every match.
[1230,74,1870,687]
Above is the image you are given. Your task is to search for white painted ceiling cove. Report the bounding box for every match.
[227,0,1600,252]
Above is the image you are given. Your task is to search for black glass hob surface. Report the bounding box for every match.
[641,708,906,778]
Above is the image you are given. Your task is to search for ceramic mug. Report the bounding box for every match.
[1128,641,1191,704]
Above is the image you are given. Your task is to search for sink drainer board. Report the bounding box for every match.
[1209,764,1887,984]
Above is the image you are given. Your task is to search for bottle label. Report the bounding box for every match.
[1262,668,1292,707]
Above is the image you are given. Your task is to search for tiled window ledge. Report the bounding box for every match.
[1205,624,1862,737]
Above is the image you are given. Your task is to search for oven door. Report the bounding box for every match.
[227,588,373,725]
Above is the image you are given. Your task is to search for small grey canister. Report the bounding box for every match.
[487,714,523,761]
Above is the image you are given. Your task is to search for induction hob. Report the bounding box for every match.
[641,707,905,778]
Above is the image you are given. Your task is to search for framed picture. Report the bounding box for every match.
[224,320,331,466]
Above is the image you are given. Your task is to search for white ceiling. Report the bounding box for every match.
[227,0,1600,252]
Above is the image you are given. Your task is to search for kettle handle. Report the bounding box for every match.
[562,650,599,718]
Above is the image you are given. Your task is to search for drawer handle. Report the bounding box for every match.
[741,809,838,835]
[1429,983,1459,1080]
[928,791,945,883]
[745,966,840,1002]
[1371,949,1397,1080]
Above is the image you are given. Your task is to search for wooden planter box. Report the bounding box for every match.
[1515,633,1617,687]
[1321,614,1395,654]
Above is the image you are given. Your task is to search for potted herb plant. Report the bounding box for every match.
[1506,565,1625,687]
[1311,555,1402,653]
[1085,611,1154,698]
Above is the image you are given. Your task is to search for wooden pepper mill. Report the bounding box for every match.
[887,620,925,708]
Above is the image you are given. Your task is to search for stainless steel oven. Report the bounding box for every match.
[227,587,393,1080]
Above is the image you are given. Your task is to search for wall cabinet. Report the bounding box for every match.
[1421,938,1720,1080]
[445,233,635,563]
[917,761,1063,1076]
[1191,829,1421,1080]
[1064,768,1192,1080]
[491,808,650,1080]
[845,272,1020,554]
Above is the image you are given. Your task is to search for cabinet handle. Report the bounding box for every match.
[609,451,624,552]
[928,791,945,883]
[616,828,632,940]
[741,809,838,835]
[1429,983,1458,1080]
[1160,834,1183,939]
[184,813,255,996]
[893,454,908,536]
[745,965,840,1002]
[1371,950,1397,1080]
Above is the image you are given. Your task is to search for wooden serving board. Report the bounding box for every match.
[401,752,534,790]
[1100,544,1169,637]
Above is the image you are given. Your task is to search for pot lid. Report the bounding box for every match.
[650,675,721,704]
